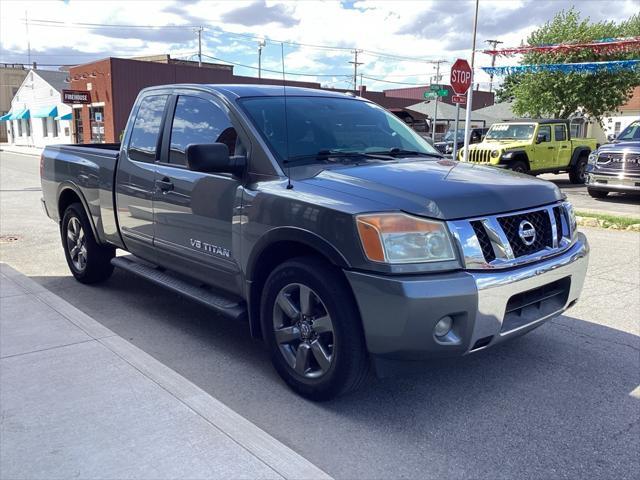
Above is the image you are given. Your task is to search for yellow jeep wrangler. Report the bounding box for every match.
[459,120,598,184]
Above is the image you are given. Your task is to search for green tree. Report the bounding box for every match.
[504,9,640,120]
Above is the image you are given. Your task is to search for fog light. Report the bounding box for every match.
[434,316,453,337]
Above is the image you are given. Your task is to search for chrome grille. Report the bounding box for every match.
[497,210,552,257]
[596,152,640,172]
[447,202,575,270]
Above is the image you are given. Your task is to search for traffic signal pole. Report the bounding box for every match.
[462,0,479,163]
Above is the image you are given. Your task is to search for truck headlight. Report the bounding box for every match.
[491,150,500,158]
[501,151,513,159]
[445,144,453,153]
[588,152,598,165]
[356,213,456,264]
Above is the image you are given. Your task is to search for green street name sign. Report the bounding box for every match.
[423,89,448,99]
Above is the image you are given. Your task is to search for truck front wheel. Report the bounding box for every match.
[587,187,609,199]
[569,156,588,184]
[260,257,369,400]
[509,160,528,174]
[61,203,115,284]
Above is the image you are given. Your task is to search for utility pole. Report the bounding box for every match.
[485,39,503,93]
[431,60,447,143]
[258,39,266,79]
[348,49,363,95]
[25,10,31,67]
[462,0,480,163]
[195,26,203,67]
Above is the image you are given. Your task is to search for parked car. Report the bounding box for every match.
[459,120,598,183]
[434,127,488,155]
[41,85,589,400]
[586,119,640,198]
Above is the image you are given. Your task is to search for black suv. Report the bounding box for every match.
[434,127,488,155]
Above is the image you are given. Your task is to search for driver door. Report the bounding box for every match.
[532,125,553,170]
[152,93,247,295]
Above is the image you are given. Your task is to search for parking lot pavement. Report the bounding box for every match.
[540,173,640,219]
[0,265,330,480]
[2,150,639,479]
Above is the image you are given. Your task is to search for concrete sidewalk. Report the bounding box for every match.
[0,144,43,157]
[0,264,331,480]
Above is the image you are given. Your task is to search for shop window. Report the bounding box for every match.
[16,120,22,137]
[89,106,105,143]
[42,118,48,137]
[169,95,239,166]
[128,95,169,162]
[53,119,59,137]
[25,119,31,137]
[72,109,83,144]
[614,122,621,135]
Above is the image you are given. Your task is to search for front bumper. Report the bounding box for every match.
[345,233,589,361]
[586,172,640,192]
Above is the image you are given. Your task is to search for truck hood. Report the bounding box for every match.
[301,159,562,220]
[471,140,531,150]
[600,140,640,151]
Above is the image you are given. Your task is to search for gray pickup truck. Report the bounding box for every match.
[41,84,589,400]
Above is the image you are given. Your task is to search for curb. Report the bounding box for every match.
[0,263,332,480]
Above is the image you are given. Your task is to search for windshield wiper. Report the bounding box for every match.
[366,148,442,158]
[283,150,395,166]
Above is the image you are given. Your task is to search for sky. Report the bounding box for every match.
[0,0,637,92]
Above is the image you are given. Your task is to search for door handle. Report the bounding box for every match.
[561,146,569,148]
[157,177,174,192]
[547,146,554,149]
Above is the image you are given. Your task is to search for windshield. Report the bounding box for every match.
[443,130,464,141]
[239,96,440,165]
[485,123,535,140]
[617,121,640,141]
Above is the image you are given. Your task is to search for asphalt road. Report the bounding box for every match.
[2,150,639,479]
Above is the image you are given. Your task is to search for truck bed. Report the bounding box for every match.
[40,143,123,248]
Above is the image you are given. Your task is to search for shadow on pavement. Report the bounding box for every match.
[31,269,640,479]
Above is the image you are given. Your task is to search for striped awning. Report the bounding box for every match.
[0,112,11,122]
[8,109,30,120]
[56,112,72,121]
[31,105,58,118]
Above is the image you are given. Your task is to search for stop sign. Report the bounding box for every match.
[450,59,472,95]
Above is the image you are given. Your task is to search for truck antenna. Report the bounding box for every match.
[281,42,293,190]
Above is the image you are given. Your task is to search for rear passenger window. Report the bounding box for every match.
[554,124,567,141]
[128,95,168,162]
[169,96,239,166]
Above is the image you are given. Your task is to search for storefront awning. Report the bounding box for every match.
[8,109,30,120]
[31,105,58,118]
[0,112,11,122]
[56,112,72,121]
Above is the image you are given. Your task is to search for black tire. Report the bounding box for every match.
[569,156,588,184]
[587,187,609,199]
[61,203,115,284]
[509,160,528,174]
[260,256,369,401]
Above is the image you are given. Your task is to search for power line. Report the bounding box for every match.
[25,18,451,64]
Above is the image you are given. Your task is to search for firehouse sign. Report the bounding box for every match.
[62,89,91,104]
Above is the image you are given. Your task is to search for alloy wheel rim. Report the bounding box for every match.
[272,283,335,379]
[66,217,87,272]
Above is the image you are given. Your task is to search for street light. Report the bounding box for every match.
[258,39,266,79]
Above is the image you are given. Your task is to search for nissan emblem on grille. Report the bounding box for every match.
[518,220,537,246]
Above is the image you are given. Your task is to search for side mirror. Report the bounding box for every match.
[536,133,545,144]
[186,143,246,176]
[607,134,616,142]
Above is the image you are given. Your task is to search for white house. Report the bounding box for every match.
[0,69,72,148]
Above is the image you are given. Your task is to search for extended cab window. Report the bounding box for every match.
[554,124,567,141]
[128,95,168,162]
[538,125,551,142]
[169,96,239,166]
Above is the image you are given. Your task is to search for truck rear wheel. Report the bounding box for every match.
[569,156,588,184]
[260,257,369,401]
[62,203,115,284]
